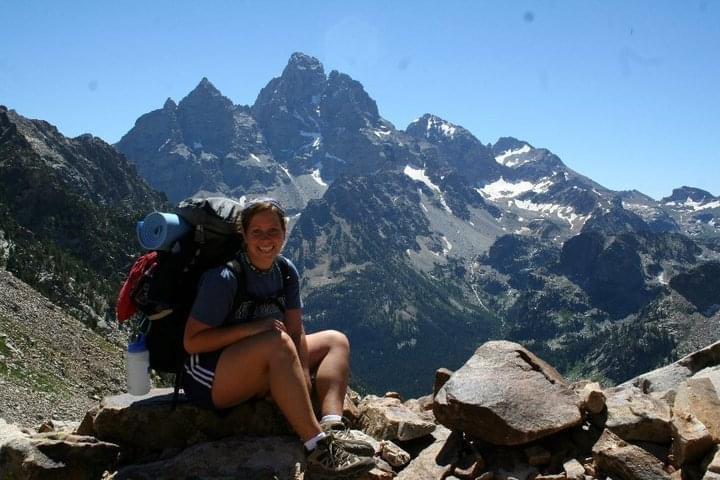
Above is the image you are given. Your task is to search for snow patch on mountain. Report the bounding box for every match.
[426,116,457,139]
[494,144,531,166]
[512,199,587,228]
[404,165,453,214]
[325,152,345,163]
[442,236,452,255]
[665,198,720,211]
[477,177,553,200]
[311,167,327,186]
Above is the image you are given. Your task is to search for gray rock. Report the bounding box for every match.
[592,429,670,480]
[433,341,583,445]
[670,379,719,466]
[358,395,435,441]
[89,389,292,460]
[562,458,585,479]
[0,430,119,480]
[112,435,303,480]
[620,341,720,402]
[604,385,673,443]
[395,426,452,480]
[378,439,411,468]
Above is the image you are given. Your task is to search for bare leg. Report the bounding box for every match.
[212,330,322,442]
[307,330,350,417]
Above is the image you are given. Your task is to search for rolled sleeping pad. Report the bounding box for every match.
[136,212,191,250]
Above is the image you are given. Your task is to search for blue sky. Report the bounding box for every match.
[1,0,718,200]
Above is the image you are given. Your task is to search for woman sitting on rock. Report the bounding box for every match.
[181,198,374,477]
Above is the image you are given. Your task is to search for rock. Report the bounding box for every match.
[434,368,454,396]
[671,410,714,467]
[604,385,672,443]
[395,426,451,480]
[384,392,403,401]
[344,392,361,425]
[378,440,411,468]
[90,389,292,459]
[703,446,720,474]
[578,382,606,414]
[524,444,551,466]
[592,429,670,480]
[433,341,583,446]
[36,420,80,434]
[404,395,435,424]
[112,435,303,480]
[0,431,120,480]
[563,458,585,479]
[694,365,720,395]
[621,341,720,402]
[358,395,435,441]
[674,378,720,441]
[669,378,719,467]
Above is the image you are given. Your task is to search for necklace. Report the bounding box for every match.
[241,252,277,276]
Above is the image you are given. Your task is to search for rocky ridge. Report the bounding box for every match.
[2,340,719,480]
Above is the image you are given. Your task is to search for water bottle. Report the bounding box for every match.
[126,335,151,396]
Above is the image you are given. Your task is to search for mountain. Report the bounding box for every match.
[41,53,720,396]
[0,106,166,326]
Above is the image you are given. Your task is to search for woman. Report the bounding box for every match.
[181,198,374,477]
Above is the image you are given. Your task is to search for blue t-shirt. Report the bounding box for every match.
[190,254,302,327]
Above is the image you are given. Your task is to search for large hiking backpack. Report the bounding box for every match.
[117,197,245,374]
[117,196,294,408]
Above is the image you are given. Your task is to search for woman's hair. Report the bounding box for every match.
[240,198,287,233]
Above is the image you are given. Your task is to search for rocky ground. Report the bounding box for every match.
[0,269,125,427]
[2,338,719,479]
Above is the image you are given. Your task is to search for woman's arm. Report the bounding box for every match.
[183,315,286,354]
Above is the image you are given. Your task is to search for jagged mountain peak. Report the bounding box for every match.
[286,52,325,73]
[163,97,177,111]
[405,114,466,141]
[180,77,230,109]
[662,186,717,205]
[493,137,533,156]
[321,70,380,126]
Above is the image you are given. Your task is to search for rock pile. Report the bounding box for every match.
[1,340,719,479]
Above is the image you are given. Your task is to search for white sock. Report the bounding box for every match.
[304,431,327,451]
[320,414,343,425]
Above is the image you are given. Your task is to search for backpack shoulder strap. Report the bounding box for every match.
[276,256,292,288]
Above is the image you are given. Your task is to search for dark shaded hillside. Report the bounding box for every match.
[0,107,166,325]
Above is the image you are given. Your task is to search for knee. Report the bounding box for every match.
[273,330,298,358]
[326,330,350,353]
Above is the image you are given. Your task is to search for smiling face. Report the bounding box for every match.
[243,208,286,270]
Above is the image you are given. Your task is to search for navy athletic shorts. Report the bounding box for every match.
[182,350,223,409]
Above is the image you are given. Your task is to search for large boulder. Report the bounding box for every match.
[592,429,670,480]
[604,385,673,443]
[0,429,119,480]
[433,341,583,445]
[84,389,292,459]
[670,378,720,467]
[112,435,304,480]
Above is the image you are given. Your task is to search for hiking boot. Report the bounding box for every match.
[305,435,375,479]
[320,419,376,457]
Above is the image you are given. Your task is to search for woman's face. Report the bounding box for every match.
[244,209,285,270]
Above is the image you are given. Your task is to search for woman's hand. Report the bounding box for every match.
[255,317,287,335]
